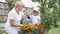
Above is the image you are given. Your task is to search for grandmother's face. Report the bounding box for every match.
[16,5,23,12]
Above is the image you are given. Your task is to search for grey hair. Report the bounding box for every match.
[15,1,24,7]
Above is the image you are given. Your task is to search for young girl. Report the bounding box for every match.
[31,8,41,26]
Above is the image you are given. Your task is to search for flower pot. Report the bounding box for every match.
[40,32,44,34]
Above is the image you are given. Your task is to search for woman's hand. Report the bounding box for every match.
[22,15,26,19]
[19,24,23,27]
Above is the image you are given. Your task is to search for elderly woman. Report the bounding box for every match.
[5,1,25,34]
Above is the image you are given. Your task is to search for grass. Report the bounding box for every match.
[48,27,60,34]
[48,21,60,34]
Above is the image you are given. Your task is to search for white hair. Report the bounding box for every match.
[15,1,24,7]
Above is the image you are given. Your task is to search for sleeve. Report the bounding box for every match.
[8,12,15,19]
[38,16,41,20]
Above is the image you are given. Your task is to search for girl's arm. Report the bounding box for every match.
[38,19,41,25]
[35,17,41,26]
[38,16,41,26]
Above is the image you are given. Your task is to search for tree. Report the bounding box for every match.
[32,0,60,34]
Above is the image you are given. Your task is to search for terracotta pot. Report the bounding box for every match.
[40,32,44,34]
[43,25,47,29]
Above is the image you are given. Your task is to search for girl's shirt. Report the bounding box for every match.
[31,15,41,24]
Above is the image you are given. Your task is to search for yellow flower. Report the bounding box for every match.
[33,26,38,29]
[20,24,38,31]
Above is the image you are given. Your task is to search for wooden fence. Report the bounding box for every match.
[0,2,8,23]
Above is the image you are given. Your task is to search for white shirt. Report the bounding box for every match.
[31,15,41,24]
[5,8,24,31]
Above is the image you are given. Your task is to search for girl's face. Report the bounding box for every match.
[33,11,38,16]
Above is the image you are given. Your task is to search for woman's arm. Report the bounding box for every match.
[10,19,23,27]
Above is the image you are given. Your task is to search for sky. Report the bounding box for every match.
[0,0,5,2]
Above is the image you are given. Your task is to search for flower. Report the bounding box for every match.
[21,24,38,31]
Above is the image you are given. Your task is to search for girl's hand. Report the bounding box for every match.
[34,23,40,26]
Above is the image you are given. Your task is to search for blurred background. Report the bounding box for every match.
[0,0,60,34]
